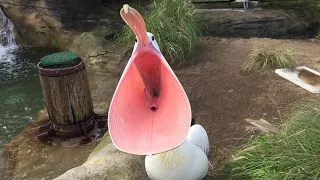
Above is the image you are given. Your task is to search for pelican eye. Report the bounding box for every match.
[151,36,155,41]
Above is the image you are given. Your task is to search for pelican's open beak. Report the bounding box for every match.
[108,4,191,155]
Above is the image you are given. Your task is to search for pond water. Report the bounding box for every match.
[0,45,57,146]
[0,6,59,145]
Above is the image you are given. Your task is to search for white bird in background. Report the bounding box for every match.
[229,0,249,10]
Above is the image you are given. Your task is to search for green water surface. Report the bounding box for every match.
[0,47,57,146]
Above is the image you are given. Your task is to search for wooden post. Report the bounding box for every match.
[37,52,94,136]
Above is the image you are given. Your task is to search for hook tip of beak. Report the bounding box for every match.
[123,4,129,14]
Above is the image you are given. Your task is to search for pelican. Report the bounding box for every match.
[108,4,210,180]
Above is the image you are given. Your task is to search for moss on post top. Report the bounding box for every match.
[40,52,80,68]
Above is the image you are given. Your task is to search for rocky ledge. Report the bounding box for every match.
[0,0,137,75]
[0,149,9,180]
[197,8,319,38]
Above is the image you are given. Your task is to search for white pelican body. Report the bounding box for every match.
[145,124,210,180]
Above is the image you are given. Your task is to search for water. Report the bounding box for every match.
[0,9,57,146]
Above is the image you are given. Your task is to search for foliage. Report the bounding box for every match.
[222,104,320,180]
[115,0,200,66]
[244,47,296,72]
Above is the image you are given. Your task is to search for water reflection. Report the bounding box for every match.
[0,46,57,145]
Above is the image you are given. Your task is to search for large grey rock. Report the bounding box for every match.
[198,9,318,38]
[0,149,9,180]
[54,132,214,180]
[54,134,149,180]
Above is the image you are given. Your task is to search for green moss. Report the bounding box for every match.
[114,172,129,179]
[40,52,80,68]
[87,133,112,160]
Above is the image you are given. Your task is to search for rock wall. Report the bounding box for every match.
[1,0,318,73]
[0,0,131,74]
[198,9,319,38]
[54,134,148,180]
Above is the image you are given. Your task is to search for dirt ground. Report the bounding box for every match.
[4,37,320,180]
[175,37,320,177]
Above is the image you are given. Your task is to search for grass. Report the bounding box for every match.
[244,47,296,72]
[221,104,320,180]
[115,0,200,66]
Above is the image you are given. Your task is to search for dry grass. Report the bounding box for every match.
[221,103,320,180]
[244,47,296,72]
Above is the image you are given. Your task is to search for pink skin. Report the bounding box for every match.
[108,4,191,155]
[121,5,160,110]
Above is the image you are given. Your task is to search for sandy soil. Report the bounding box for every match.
[176,37,320,177]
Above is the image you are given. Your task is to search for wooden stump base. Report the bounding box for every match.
[36,112,108,147]
[52,114,94,137]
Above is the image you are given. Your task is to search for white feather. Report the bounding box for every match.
[145,124,209,180]
[187,124,210,156]
[132,32,161,54]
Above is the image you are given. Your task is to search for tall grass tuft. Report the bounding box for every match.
[244,47,296,72]
[115,0,200,66]
[222,105,320,180]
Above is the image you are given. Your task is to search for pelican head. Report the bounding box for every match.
[108,4,191,156]
[132,32,161,54]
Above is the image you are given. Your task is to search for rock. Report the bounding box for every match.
[54,134,149,180]
[88,71,120,115]
[1,0,130,74]
[0,149,9,180]
[3,71,144,180]
[68,30,129,74]
[197,9,319,38]
[4,116,101,180]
